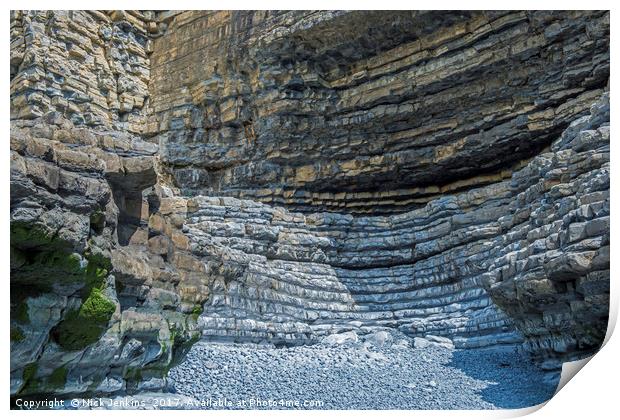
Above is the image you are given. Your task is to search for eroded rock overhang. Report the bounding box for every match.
[9,10,610,398]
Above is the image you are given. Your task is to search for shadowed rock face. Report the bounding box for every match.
[10,10,609,398]
[149,10,609,214]
[177,92,609,359]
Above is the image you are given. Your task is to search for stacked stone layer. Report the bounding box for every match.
[484,94,610,360]
[183,193,520,348]
[9,10,201,396]
[9,115,208,397]
[10,10,164,134]
[176,93,607,358]
[149,10,609,214]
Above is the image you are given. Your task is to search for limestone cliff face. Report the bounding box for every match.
[10,10,200,397]
[10,10,609,398]
[10,11,165,133]
[150,11,609,214]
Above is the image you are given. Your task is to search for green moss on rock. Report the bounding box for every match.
[168,325,201,370]
[22,362,38,391]
[52,288,116,351]
[79,289,116,323]
[190,304,203,321]
[48,366,68,389]
[35,251,83,273]
[14,300,30,324]
[89,211,105,234]
[11,220,111,291]
[84,261,109,294]
[84,250,112,273]
[11,326,25,343]
[10,223,57,250]
[11,240,114,351]
[12,249,87,287]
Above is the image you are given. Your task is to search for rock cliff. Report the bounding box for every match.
[150,11,609,214]
[10,10,609,398]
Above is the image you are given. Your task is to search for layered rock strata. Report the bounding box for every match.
[10,10,200,397]
[10,10,164,133]
[180,93,608,360]
[10,9,610,399]
[150,11,609,214]
[10,116,204,397]
[483,94,610,361]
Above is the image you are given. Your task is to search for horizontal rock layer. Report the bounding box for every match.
[484,94,610,361]
[150,10,609,214]
[10,117,202,397]
[174,94,607,359]
[10,10,164,134]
